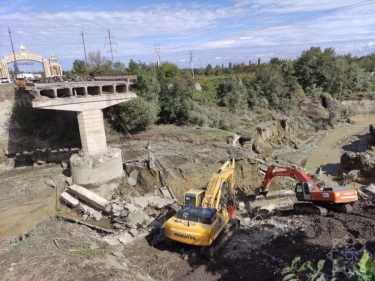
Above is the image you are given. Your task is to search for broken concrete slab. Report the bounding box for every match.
[133,196,175,209]
[111,202,124,217]
[127,211,146,226]
[129,229,139,238]
[128,169,139,186]
[159,186,176,200]
[124,202,138,212]
[148,151,156,170]
[77,202,103,221]
[45,179,57,188]
[60,191,79,207]
[118,232,135,244]
[68,184,108,211]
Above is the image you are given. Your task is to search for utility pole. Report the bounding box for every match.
[154,44,161,66]
[199,58,201,69]
[8,27,18,77]
[188,50,194,78]
[105,29,117,63]
[80,31,88,65]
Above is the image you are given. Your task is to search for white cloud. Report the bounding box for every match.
[0,0,373,69]
[215,57,221,60]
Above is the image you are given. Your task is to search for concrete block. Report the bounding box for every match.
[128,169,139,186]
[118,232,134,245]
[68,184,108,211]
[129,228,139,238]
[159,186,176,200]
[124,202,138,212]
[127,211,146,226]
[60,191,79,207]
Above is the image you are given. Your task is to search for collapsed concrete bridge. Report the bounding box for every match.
[26,76,137,184]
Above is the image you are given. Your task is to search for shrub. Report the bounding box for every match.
[108,97,159,132]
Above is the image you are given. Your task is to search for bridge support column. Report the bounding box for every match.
[77,109,107,155]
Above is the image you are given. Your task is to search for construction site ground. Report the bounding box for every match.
[0,115,375,281]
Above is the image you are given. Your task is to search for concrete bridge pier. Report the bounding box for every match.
[77,110,107,155]
[29,79,138,185]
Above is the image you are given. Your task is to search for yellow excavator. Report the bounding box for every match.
[165,158,240,258]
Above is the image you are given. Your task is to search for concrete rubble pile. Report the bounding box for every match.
[60,184,178,246]
[35,75,95,84]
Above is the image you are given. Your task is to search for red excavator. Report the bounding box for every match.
[259,164,358,216]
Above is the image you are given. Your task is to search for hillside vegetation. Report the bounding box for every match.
[11,48,375,145]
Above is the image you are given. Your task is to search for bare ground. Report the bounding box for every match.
[0,120,375,280]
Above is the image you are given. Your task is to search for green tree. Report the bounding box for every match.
[109,97,159,132]
[205,64,214,75]
[132,64,161,103]
[71,59,88,75]
[128,59,139,74]
[112,61,126,74]
[294,47,336,93]
[158,79,193,124]
[214,65,223,76]
[217,79,248,112]
[87,51,111,74]
[159,62,179,78]
[252,65,289,108]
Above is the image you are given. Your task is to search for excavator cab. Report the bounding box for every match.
[295,182,313,201]
[184,189,205,207]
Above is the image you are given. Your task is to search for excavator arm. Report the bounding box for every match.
[201,158,236,211]
[261,164,317,192]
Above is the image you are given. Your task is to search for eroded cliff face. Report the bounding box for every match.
[342,100,375,115]
[339,125,375,184]
[121,138,263,203]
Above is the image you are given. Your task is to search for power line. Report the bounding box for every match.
[105,29,117,63]
[80,30,88,64]
[154,44,161,65]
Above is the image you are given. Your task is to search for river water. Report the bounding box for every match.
[304,115,375,186]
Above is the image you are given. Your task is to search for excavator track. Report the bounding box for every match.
[328,203,353,214]
[293,203,328,216]
[200,218,240,259]
[293,203,354,216]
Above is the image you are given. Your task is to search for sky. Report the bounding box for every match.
[0,0,374,72]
